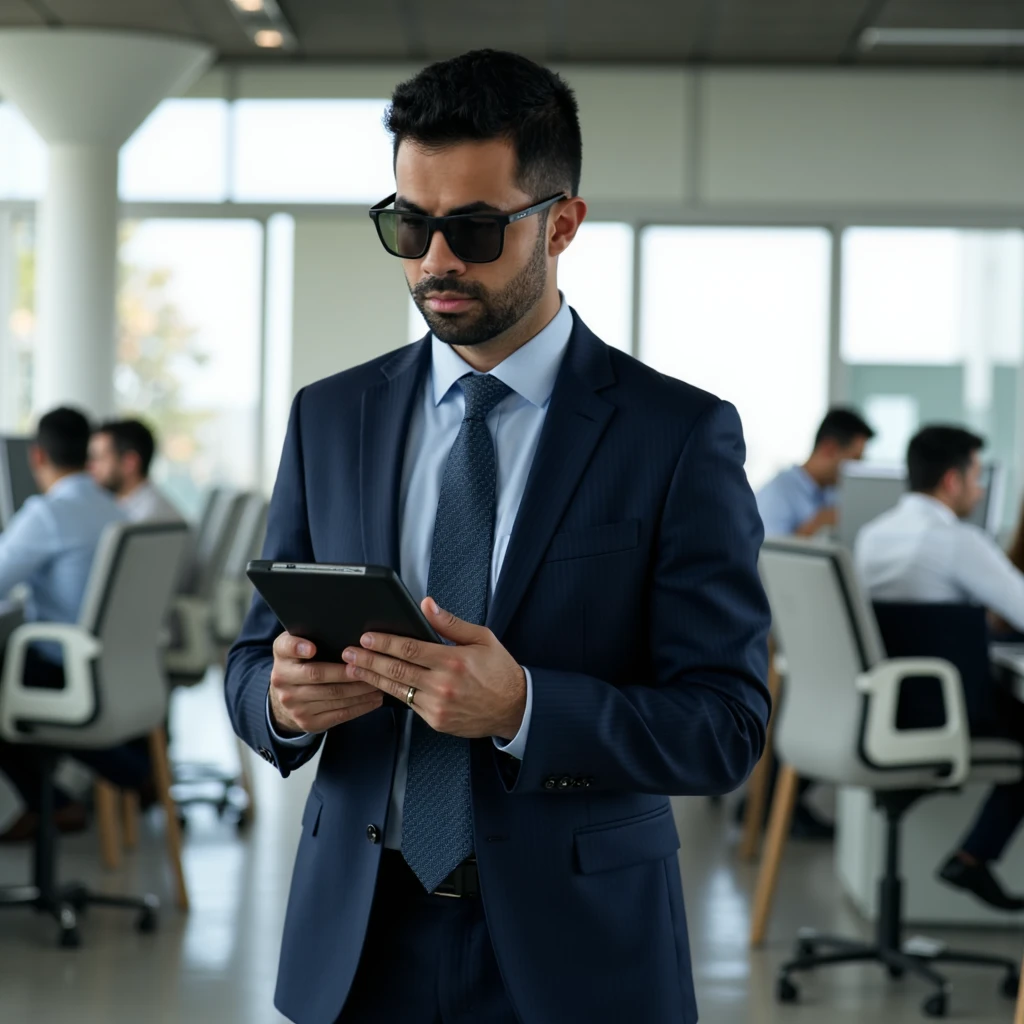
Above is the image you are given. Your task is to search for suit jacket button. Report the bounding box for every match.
[558,776,571,789]
[584,778,594,787]
[366,824,381,844]
[543,777,556,790]
[257,747,273,763]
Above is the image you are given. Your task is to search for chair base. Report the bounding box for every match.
[778,928,1020,1018]
[0,882,159,948]
[172,760,252,829]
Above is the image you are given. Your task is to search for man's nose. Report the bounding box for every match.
[421,228,466,278]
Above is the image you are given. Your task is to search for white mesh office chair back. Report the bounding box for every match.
[0,521,189,749]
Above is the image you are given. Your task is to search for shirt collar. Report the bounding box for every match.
[901,491,958,524]
[794,465,828,497]
[430,297,573,409]
[47,472,92,498]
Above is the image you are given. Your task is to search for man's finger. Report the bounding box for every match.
[345,663,418,704]
[422,598,490,645]
[273,631,317,660]
[292,694,384,733]
[343,648,425,688]
[276,681,377,706]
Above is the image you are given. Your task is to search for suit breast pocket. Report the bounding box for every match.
[543,519,640,564]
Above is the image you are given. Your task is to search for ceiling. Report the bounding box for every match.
[0,0,1022,66]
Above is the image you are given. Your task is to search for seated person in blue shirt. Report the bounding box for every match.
[757,407,875,538]
[0,408,149,843]
[856,425,1024,911]
[752,407,874,839]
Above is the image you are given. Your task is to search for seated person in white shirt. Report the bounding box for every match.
[756,407,875,538]
[0,408,150,843]
[88,419,183,523]
[856,425,1024,911]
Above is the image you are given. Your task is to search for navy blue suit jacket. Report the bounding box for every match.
[226,313,771,1024]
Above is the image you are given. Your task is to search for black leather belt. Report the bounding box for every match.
[432,856,479,899]
[381,849,479,898]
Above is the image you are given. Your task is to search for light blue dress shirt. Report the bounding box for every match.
[0,472,126,660]
[755,465,835,537]
[272,299,574,850]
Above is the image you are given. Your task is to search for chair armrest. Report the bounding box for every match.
[164,595,213,676]
[856,657,969,787]
[0,623,102,740]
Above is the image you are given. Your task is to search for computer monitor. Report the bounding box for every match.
[0,436,37,528]
[965,462,1005,535]
[836,463,907,550]
[837,460,1003,549]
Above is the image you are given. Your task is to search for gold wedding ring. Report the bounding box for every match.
[406,686,417,707]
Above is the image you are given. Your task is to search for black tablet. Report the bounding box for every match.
[245,561,442,663]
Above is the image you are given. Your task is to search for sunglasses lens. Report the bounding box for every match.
[377,211,429,258]
[446,218,503,263]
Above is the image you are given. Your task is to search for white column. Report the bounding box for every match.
[35,145,119,415]
[0,29,213,419]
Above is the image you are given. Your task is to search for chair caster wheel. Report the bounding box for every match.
[887,964,905,980]
[59,927,81,949]
[777,977,799,1004]
[796,939,815,958]
[922,992,947,1018]
[1002,971,1020,999]
[136,908,158,934]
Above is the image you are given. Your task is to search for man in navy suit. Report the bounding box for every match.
[227,49,771,1024]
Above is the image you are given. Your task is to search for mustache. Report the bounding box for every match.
[412,278,486,302]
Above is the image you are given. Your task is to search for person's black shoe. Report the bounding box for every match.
[938,856,1024,911]
[789,802,836,841]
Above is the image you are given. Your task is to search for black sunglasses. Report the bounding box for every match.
[368,193,566,264]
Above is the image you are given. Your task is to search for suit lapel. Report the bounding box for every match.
[360,338,431,569]
[487,318,617,641]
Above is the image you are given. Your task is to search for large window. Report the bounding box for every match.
[842,228,1024,524]
[118,220,264,516]
[232,99,393,204]
[640,227,831,490]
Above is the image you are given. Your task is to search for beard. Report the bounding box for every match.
[410,229,548,347]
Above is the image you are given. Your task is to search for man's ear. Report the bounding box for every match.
[28,444,44,470]
[548,196,587,258]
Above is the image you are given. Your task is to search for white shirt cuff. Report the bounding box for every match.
[493,667,533,760]
[266,693,318,746]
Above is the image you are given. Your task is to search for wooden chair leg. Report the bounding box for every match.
[738,639,783,861]
[749,763,800,947]
[148,727,189,912]
[1014,952,1024,1024]
[121,789,139,850]
[94,779,122,870]
[235,734,256,825]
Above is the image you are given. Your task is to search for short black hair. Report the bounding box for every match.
[907,425,984,494]
[36,407,91,470]
[96,418,157,478]
[385,49,583,198]
[814,407,876,449]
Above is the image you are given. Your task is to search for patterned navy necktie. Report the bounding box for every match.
[401,372,512,892]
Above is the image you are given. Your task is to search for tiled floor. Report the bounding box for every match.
[0,671,1020,1023]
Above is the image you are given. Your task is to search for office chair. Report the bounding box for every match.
[166,487,256,827]
[760,537,1022,1019]
[213,492,267,646]
[0,522,189,947]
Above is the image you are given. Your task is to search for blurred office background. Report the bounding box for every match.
[2,2,1024,1022]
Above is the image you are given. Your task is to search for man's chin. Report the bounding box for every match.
[422,312,495,348]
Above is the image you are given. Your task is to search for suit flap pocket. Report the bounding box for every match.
[574,804,680,875]
[544,519,640,563]
[302,787,323,836]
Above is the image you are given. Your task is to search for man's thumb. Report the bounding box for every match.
[423,597,488,644]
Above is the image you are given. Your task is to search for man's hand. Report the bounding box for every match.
[269,632,383,735]
[795,505,837,537]
[341,598,527,740]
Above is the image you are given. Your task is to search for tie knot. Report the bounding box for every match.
[458,373,512,421]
